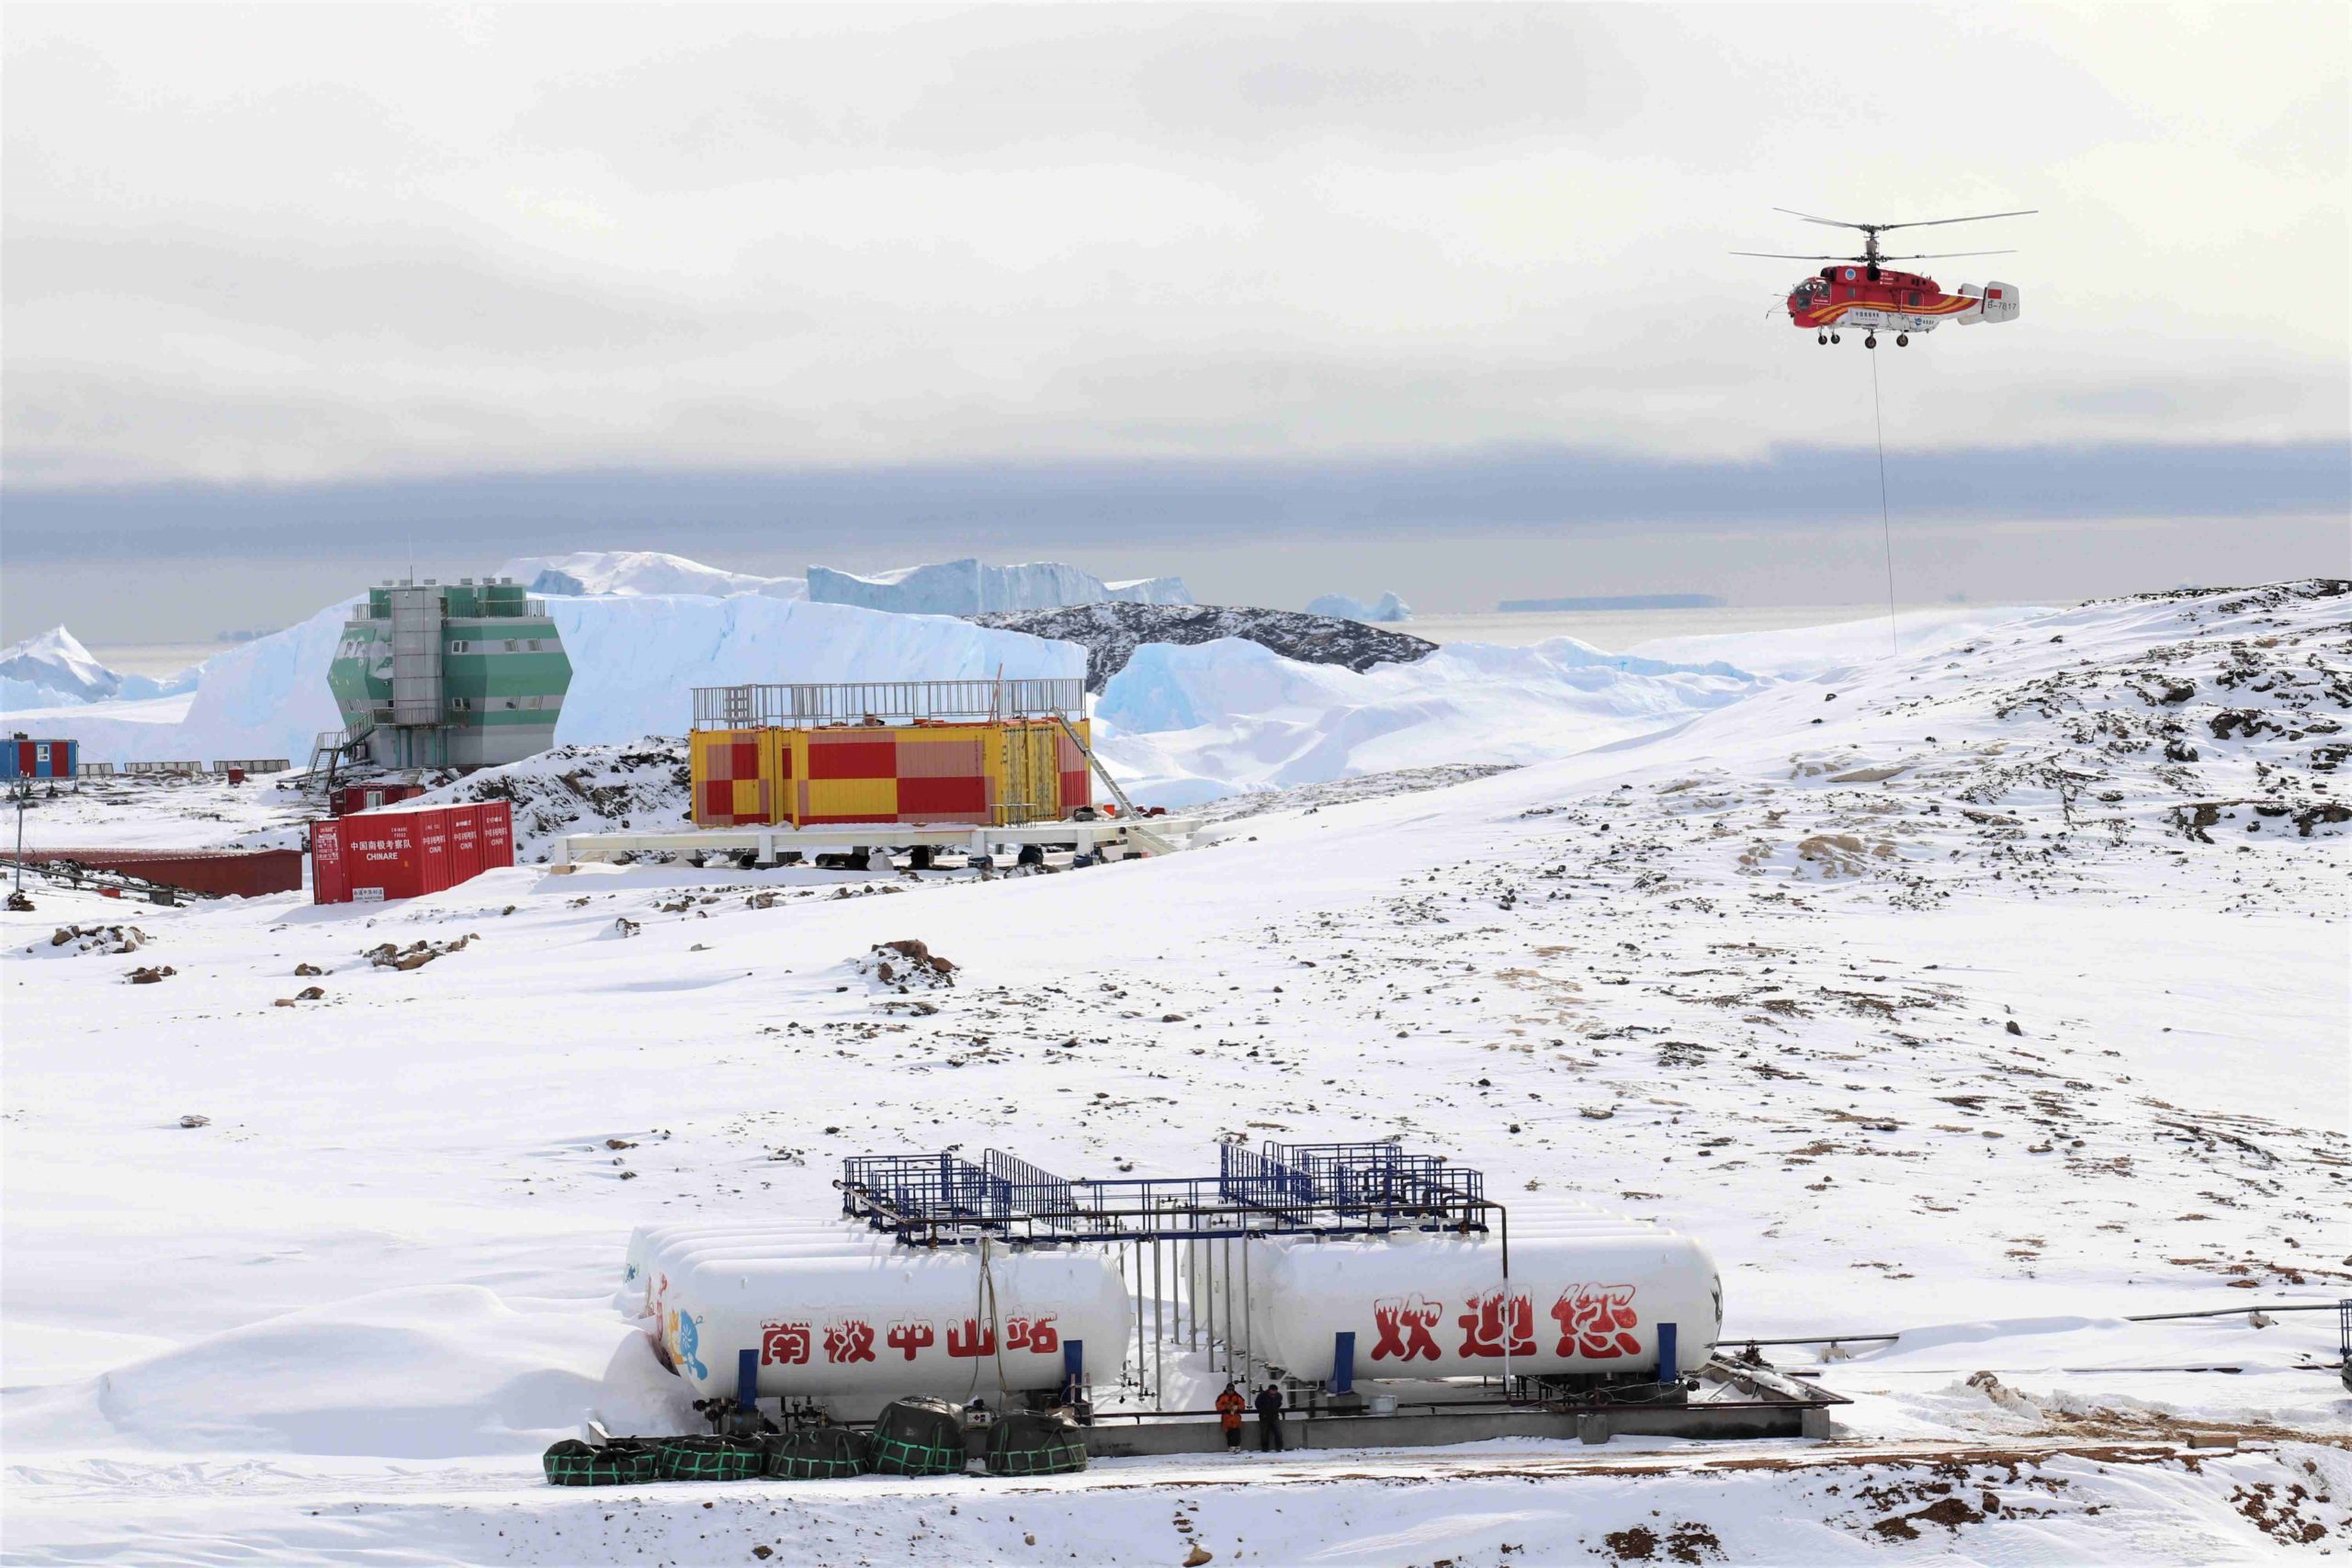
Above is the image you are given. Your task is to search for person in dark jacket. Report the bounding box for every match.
[1253,1383,1285,1451]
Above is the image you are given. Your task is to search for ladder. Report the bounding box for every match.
[1051,715,1177,855]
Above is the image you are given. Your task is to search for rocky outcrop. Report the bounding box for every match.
[968,603,1438,693]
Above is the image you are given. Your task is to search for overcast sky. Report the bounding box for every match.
[3,4,2346,640]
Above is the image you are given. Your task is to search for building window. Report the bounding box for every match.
[505,639,519,652]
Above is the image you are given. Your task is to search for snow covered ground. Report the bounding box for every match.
[3,583,2346,1564]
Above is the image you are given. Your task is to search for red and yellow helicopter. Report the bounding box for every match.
[1737,207,2033,347]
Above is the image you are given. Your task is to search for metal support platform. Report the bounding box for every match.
[555,816,1194,868]
[1081,1358,1849,1452]
[837,1141,1495,1248]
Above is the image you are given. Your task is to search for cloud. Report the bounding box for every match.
[2,4,2345,487]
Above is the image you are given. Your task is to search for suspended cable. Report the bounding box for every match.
[1869,351,1899,656]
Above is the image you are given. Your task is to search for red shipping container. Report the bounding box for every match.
[447,805,483,884]
[331,783,425,817]
[23,846,302,898]
[312,802,516,904]
[312,818,349,903]
[481,800,514,868]
[311,811,423,902]
[416,811,452,896]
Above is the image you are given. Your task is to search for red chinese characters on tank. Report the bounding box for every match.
[1551,1284,1644,1359]
[1365,1285,1642,1360]
[752,1314,1059,1367]
[761,1320,812,1366]
[1456,1289,1537,1359]
[1369,1294,1444,1361]
[822,1319,876,1364]
[1005,1314,1058,1354]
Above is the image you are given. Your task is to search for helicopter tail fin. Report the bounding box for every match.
[1954,281,2021,325]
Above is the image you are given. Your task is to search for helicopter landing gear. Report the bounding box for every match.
[1817,333,1827,345]
[1896,333,1910,346]
[1864,334,1877,349]
[1829,333,1841,344]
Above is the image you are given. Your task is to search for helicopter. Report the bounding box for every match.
[1736,207,2033,347]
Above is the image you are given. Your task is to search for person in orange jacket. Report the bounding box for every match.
[1216,1382,1247,1450]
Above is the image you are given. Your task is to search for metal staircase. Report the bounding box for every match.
[302,724,374,792]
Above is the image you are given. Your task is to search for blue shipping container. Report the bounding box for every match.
[3,739,78,781]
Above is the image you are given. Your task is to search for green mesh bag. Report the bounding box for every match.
[654,1435,769,1482]
[868,1397,968,1477]
[543,1438,659,1487]
[984,1412,1089,1476]
[764,1427,872,1480]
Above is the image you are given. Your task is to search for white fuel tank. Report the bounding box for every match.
[1243,1228,1721,1381]
[625,1221,885,1315]
[1181,1216,1666,1328]
[652,1243,1132,1401]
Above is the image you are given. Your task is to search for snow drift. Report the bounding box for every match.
[808,558,1190,615]
[1093,636,1764,805]
[6,1285,683,1458]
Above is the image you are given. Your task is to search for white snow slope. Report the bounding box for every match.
[1093,636,1760,805]
[3,582,2346,1564]
[498,550,809,602]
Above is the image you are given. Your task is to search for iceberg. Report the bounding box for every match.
[1305,592,1412,623]
[807,558,1190,615]
[497,551,807,602]
[0,626,196,705]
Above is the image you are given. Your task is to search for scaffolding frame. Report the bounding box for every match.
[837,1140,1494,1248]
[692,678,1086,732]
[837,1141,1505,1405]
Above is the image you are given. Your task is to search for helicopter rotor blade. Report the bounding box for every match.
[1875,209,2038,232]
[1878,249,2016,260]
[1729,251,1865,261]
[1772,206,1880,231]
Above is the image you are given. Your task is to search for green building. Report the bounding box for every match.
[326,577,571,770]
